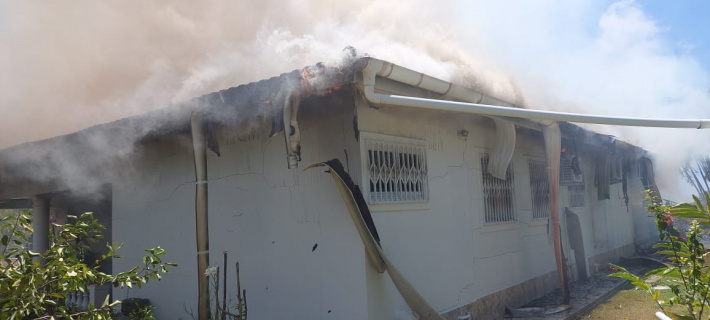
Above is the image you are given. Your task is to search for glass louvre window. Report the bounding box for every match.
[366,140,428,203]
[528,161,550,219]
[568,185,586,207]
[481,155,516,223]
[560,156,584,185]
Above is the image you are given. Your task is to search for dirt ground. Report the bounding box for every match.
[510,257,662,319]
[578,284,663,319]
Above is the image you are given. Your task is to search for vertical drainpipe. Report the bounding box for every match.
[191,113,210,320]
[283,91,302,169]
[542,122,570,304]
[32,195,50,266]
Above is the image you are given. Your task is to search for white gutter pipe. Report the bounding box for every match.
[361,58,709,129]
[364,90,710,129]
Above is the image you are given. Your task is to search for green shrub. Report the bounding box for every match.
[0,211,176,319]
[611,192,710,319]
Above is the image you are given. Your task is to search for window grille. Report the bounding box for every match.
[568,185,586,207]
[481,155,516,223]
[366,139,428,203]
[528,161,550,219]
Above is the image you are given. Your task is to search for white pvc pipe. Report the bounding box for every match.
[32,196,49,266]
[360,58,709,129]
[655,311,672,320]
[364,87,710,129]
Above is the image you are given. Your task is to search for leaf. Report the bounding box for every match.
[1,235,8,246]
[101,294,111,308]
[670,203,709,219]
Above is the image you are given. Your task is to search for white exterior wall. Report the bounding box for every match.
[356,102,556,318]
[112,100,368,319]
[111,92,652,319]
[558,148,646,275]
[356,98,649,318]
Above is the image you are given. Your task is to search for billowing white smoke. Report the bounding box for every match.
[0,0,707,199]
[0,0,515,148]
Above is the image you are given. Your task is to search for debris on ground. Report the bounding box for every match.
[507,254,660,319]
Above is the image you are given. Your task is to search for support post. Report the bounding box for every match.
[191,113,210,320]
[32,195,50,265]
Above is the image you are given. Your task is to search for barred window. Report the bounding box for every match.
[366,139,428,204]
[568,185,586,207]
[528,161,550,219]
[481,155,516,223]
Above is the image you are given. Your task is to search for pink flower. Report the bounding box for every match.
[665,211,674,226]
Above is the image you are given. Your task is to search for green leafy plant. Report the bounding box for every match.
[121,305,156,320]
[0,210,176,319]
[611,191,710,319]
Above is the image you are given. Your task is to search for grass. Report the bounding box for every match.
[580,283,685,319]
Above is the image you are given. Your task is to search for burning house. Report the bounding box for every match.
[0,55,700,319]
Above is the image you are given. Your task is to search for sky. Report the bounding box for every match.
[448,0,710,200]
[0,0,708,200]
[642,0,710,71]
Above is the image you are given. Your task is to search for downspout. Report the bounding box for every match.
[32,195,50,266]
[191,112,210,320]
[283,91,302,169]
[542,123,570,303]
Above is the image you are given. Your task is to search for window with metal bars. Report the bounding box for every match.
[481,155,516,223]
[568,185,586,207]
[528,161,550,219]
[366,139,428,204]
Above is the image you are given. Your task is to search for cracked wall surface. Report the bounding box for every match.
[356,94,651,318]
[112,92,368,320]
[110,88,653,319]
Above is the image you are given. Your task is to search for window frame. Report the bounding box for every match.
[567,184,587,208]
[359,132,429,209]
[528,160,551,219]
[480,153,517,224]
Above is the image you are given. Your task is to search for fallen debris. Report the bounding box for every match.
[505,305,572,318]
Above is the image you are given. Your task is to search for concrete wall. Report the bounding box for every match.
[355,96,651,318]
[112,95,368,319]
[111,91,653,318]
